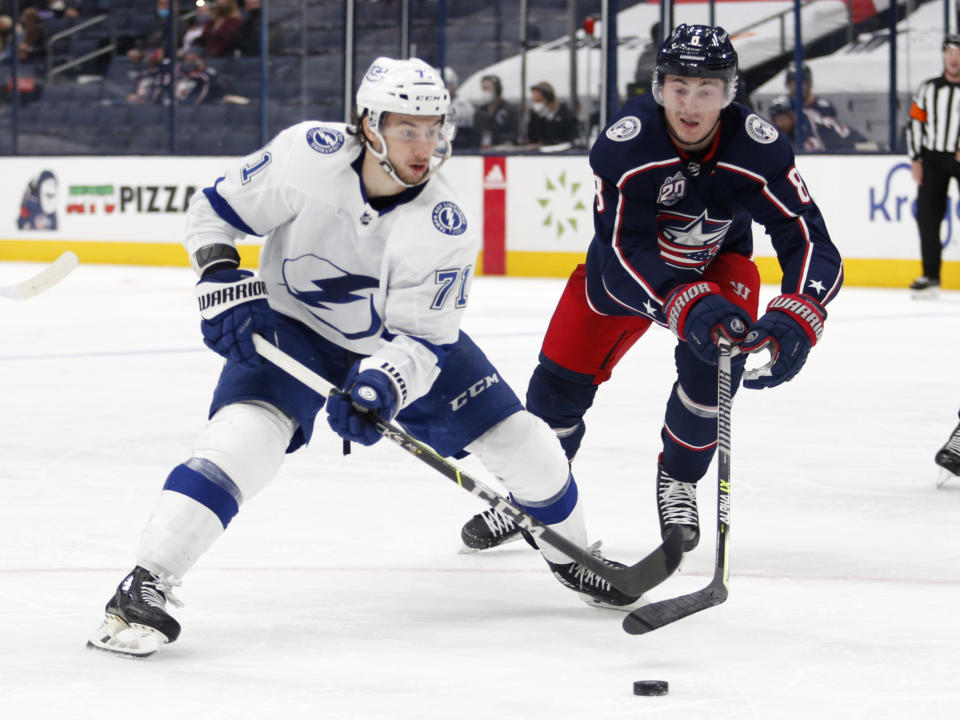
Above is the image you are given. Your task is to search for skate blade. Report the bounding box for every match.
[910,289,940,300]
[579,593,649,612]
[937,468,957,489]
[86,615,164,658]
[457,533,523,554]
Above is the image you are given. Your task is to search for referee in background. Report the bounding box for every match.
[906,34,960,297]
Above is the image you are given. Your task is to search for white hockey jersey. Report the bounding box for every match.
[183,121,478,410]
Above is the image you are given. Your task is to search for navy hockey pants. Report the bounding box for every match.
[526,255,759,483]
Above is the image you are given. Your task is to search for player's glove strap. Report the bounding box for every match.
[664,281,722,340]
[763,293,826,346]
[196,274,269,320]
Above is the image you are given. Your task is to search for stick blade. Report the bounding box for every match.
[1,251,79,300]
[622,583,728,635]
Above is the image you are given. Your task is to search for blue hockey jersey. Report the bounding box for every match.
[585,95,843,325]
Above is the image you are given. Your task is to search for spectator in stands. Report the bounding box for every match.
[18,7,45,62]
[128,47,219,106]
[236,0,262,57]
[443,66,476,149]
[633,22,659,95]
[175,51,220,104]
[0,15,17,62]
[197,0,243,58]
[785,62,837,118]
[182,2,212,55]
[526,81,578,147]
[48,0,80,19]
[473,74,517,148]
[767,95,866,152]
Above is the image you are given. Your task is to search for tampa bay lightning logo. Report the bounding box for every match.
[306,126,345,154]
[657,210,732,272]
[281,254,381,340]
[365,63,389,83]
[432,201,467,235]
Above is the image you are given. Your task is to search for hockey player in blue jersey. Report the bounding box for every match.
[88,57,640,658]
[461,25,844,553]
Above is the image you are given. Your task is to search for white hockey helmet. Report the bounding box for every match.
[355,56,454,187]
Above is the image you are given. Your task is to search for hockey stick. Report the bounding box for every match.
[0,251,79,301]
[622,337,735,634]
[252,333,683,597]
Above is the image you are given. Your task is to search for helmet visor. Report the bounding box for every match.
[656,74,730,113]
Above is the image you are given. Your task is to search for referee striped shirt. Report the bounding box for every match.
[907,76,960,159]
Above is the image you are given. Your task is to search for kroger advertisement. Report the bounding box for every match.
[0,152,944,286]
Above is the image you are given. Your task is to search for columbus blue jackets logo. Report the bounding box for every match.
[657,210,732,271]
[432,201,467,235]
[281,254,382,340]
[307,126,345,154]
[745,114,778,144]
[605,116,641,142]
[17,170,59,230]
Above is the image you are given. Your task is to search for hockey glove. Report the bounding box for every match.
[740,293,826,390]
[664,281,752,365]
[325,364,400,446]
[196,268,274,366]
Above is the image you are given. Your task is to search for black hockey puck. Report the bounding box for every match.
[633,680,669,696]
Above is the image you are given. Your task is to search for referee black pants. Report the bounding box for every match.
[916,150,960,279]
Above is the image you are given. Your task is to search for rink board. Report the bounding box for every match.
[0,152,951,288]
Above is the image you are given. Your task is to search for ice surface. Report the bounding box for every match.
[2,263,959,719]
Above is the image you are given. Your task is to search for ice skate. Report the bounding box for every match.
[909,276,940,299]
[657,463,700,552]
[936,422,960,487]
[547,541,644,610]
[459,506,522,552]
[87,566,183,657]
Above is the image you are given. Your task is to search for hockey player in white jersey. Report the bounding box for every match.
[88,57,639,658]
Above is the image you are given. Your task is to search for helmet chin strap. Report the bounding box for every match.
[367,127,420,188]
[365,123,452,189]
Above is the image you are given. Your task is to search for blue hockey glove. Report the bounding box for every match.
[740,293,826,389]
[325,364,399,446]
[195,268,274,365]
[664,281,752,365]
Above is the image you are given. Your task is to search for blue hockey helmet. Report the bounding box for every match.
[767,95,795,118]
[786,61,812,86]
[652,24,738,108]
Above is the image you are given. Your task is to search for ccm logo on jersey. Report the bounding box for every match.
[450,373,500,411]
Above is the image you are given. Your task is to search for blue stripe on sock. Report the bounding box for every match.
[163,461,240,529]
[512,474,579,525]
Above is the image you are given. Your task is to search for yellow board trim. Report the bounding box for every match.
[0,239,261,268]
[1,241,953,289]
[492,250,958,289]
